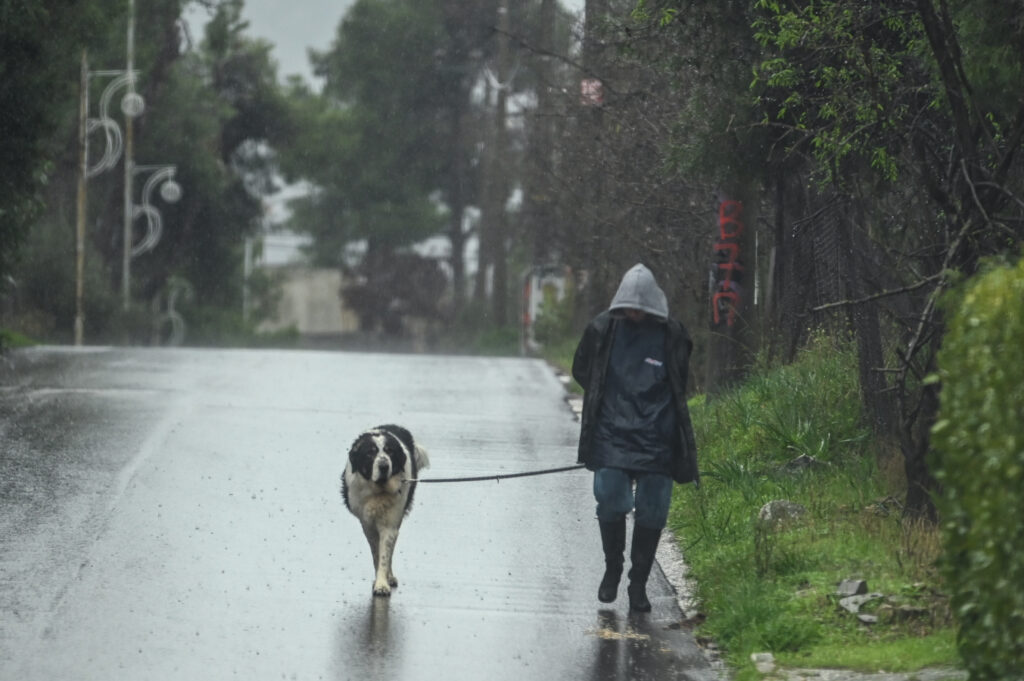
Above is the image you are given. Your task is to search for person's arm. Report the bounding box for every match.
[670,320,693,384]
[669,319,700,485]
[571,323,597,390]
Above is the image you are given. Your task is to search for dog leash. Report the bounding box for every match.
[406,463,586,484]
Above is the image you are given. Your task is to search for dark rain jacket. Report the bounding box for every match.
[570,265,700,485]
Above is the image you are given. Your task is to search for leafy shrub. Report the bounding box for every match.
[932,255,1024,679]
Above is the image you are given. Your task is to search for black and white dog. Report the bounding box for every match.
[341,425,430,596]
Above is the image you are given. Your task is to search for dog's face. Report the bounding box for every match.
[349,430,409,485]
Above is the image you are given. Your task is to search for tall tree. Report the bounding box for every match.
[280,0,465,333]
[140,0,292,311]
[282,0,493,331]
[0,0,124,298]
[299,0,454,250]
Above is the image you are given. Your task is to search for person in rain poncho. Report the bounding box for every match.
[571,263,699,612]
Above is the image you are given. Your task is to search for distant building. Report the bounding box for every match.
[254,231,359,340]
[257,265,359,338]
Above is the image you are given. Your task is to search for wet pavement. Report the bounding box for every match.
[0,346,718,681]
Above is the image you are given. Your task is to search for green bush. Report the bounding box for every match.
[932,255,1024,680]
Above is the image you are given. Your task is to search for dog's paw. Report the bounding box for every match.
[373,581,392,597]
[388,574,398,588]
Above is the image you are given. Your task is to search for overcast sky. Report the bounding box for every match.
[185,0,584,88]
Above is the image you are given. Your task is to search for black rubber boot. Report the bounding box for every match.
[598,519,626,603]
[627,525,662,612]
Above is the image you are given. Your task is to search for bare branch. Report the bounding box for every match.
[810,272,944,313]
[962,159,993,228]
[975,180,1024,212]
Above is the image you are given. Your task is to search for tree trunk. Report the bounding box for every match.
[447,95,469,316]
[706,190,754,395]
[490,0,511,327]
[839,206,895,437]
[902,365,940,521]
[475,76,494,308]
[524,0,557,265]
[579,0,609,318]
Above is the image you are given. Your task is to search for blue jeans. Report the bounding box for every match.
[593,468,673,530]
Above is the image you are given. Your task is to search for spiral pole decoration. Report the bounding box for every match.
[130,164,181,256]
[85,70,142,178]
[153,277,193,347]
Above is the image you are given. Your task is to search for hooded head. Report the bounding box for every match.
[608,263,669,320]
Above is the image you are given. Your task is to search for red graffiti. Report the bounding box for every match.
[718,200,745,240]
[712,200,744,327]
[712,291,740,326]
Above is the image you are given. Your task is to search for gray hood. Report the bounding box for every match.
[608,263,669,319]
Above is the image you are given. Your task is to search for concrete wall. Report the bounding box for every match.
[257,266,359,336]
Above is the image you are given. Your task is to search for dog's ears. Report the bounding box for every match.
[350,435,374,457]
[349,435,380,478]
[377,424,416,456]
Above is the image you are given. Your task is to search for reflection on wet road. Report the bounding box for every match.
[0,347,717,680]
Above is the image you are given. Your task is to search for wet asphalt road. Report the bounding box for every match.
[0,346,716,681]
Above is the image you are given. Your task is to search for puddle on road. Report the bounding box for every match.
[586,627,650,642]
[586,623,677,655]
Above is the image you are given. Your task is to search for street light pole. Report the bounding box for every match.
[74,63,137,346]
[73,66,141,346]
[75,50,89,346]
[122,0,136,312]
[73,0,166,344]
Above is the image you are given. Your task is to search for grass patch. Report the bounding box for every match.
[0,329,36,349]
[777,629,960,672]
[671,334,960,677]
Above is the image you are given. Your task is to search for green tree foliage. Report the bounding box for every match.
[279,0,500,335]
[932,256,1024,679]
[281,0,452,257]
[0,0,123,286]
[751,1,922,183]
[750,0,1024,255]
[270,0,582,339]
[135,0,293,312]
